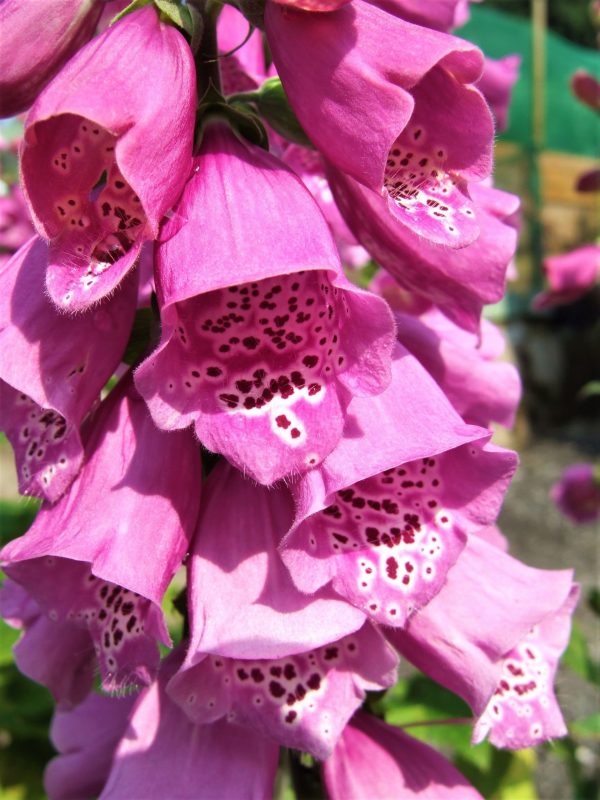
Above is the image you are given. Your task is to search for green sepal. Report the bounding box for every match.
[110,0,153,26]
[122,307,158,367]
[197,82,269,151]
[154,0,204,52]
[251,77,312,148]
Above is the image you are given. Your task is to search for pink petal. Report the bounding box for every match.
[324,712,483,799]
[184,461,366,660]
[169,624,398,759]
[21,6,195,310]
[0,237,137,502]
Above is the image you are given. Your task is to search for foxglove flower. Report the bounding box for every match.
[218,4,266,95]
[0,0,102,118]
[551,463,600,524]
[478,55,521,133]
[394,308,521,428]
[0,185,35,266]
[0,579,95,708]
[100,657,280,800]
[179,460,367,660]
[266,0,494,249]
[532,244,600,310]
[281,344,517,626]
[135,124,394,485]
[20,6,195,310]
[389,536,577,746]
[1,377,201,690]
[169,623,398,759]
[473,585,579,749]
[324,712,483,799]
[0,237,137,502]
[329,174,519,330]
[45,692,135,800]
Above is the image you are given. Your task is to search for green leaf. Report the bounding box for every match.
[251,77,313,148]
[110,0,153,25]
[122,307,155,366]
[0,499,39,548]
[154,0,203,52]
[570,713,600,739]
[562,621,600,686]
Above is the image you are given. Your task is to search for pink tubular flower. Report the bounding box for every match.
[571,69,600,113]
[44,692,135,800]
[329,173,519,330]
[394,308,521,428]
[169,622,398,759]
[217,4,266,95]
[135,124,395,485]
[0,185,35,265]
[266,0,494,248]
[0,0,102,118]
[473,586,579,749]
[0,237,137,502]
[532,244,600,310]
[0,377,201,691]
[0,579,96,708]
[389,537,577,747]
[281,344,517,626]
[100,657,280,800]
[324,712,482,799]
[478,55,521,132]
[20,6,196,311]
[180,460,367,660]
[371,0,477,32]
[551,463,600,524]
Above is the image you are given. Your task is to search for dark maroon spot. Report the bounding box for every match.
[307,673,321,690]
[283,663,297,680]
[386,557,399,580]
[270,666,282,677]
[285,710,297,723]
[251,668,265,683]
[290,428,301,439]
[269,681,285,698]
[126,616,136,632]
[237,668,249,681]
[207,367,222,377]
[324,647,338,661]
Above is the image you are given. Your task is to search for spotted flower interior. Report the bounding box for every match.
[291,454,466,625]
[24,114,146,307]
[147,268,357,482]
[384,124,478,247]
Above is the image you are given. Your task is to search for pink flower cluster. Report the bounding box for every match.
[0,1,577,797]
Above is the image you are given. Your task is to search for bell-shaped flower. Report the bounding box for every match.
[218,4,266,95]
[532,244,600,310]
[388,537,576,744]
[473,585,579,749]
[324,712,483,799]
[45,692,135,800]
[550,463,600,524]
[135,125,394,485]
[0,237,137,502]
[20,6,195,310]
[1,376,201,691]
[169,623,398,759]
[477,55,521,133]
[100,656,280,800]
[265,0,494,248]
[369,0,472,31]
[0,0,102,118]
[329,172,519,330]
[281,345,517,627]
[395,308,521,428]
[0,579,95,708]
[180,460,367,661]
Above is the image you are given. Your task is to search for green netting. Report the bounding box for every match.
[459,6,599,157]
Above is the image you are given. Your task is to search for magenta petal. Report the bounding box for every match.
[169,624,398,760]
[184,461,366,660]
[389,537,575,718]
[373,0,468,31]
[550,463,600,524]
[266,0,489,192]
[21,6,195,310]
[324,712,482,799]
[474,586,578,748]
[100,666,279,800]
[0,0,102,117]
[136,126,394,484]
[0,579,95,708]
[0,237,137,502]
[395,309,521,428]
[1,378,201,690]
[282,345,517,615]
[328,168,517,331]
[477,55,521,132]
[45,692,135,800]
[217,5,266,94]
